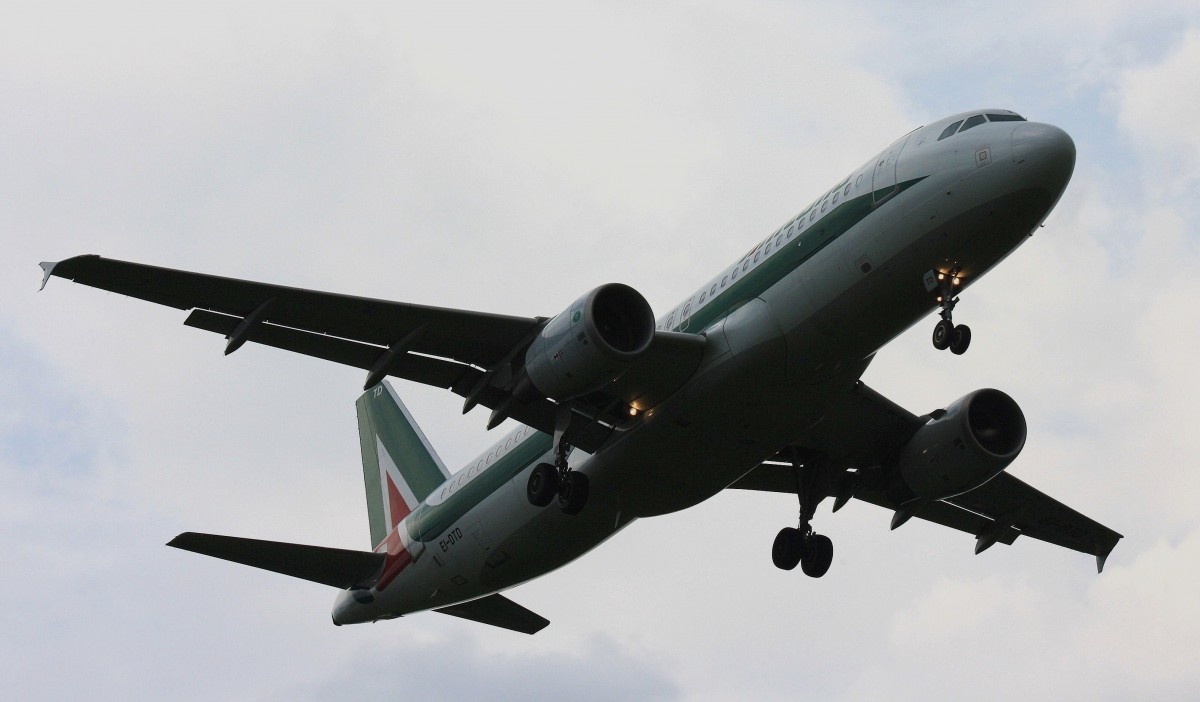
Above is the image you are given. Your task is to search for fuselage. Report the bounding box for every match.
[333,109,1076,625]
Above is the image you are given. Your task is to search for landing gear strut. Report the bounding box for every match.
[772,451,834,578]
[929,270,971,355]
[526,404,589,514]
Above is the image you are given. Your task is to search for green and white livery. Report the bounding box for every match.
[42,108,1121,634]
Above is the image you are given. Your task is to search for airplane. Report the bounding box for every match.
[40,108,1121,634]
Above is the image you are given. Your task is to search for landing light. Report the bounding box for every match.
[952,277,962,286]
[937,273,946,281]
[629,406,639,417]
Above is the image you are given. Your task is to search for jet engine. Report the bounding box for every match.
[889,389,1027,502]
[523,283,656,402]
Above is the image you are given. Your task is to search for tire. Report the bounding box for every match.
[801,534,833,578]
[932,319,954,350]
[949,324,971,355]
[558,472,590,515]
[527,463,560,507]
[772,527,803,571]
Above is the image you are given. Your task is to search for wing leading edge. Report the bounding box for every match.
[729,382,1122,572]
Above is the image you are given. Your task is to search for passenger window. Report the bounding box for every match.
[710,284,718,296]
[775,233,783,248]
[832,191,839,205]
[820,195,829,213]
[959,114,986,132]
[699,291,706,303]
[721,275,728,287]
[843,183,851,197]
[855,173,864,187]
[938,120,963,140]
[666,312,676,328]
[986,113,1025,122]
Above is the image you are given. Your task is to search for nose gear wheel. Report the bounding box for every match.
[928,269,971,354]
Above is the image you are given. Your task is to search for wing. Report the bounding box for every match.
[41,255,704,452]
[729,382,1123,572]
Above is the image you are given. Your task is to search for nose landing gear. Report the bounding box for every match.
[927,269,971,355]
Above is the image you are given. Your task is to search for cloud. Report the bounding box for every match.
[4,2,1200,701]
[1119,28,1200,195]
[290,629,681,701]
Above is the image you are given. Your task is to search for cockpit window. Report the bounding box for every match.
[938,120,963,141]
[959,114,986,132]
[986,113,1025,122]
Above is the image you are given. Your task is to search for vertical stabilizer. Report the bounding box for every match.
[357,381,451,548]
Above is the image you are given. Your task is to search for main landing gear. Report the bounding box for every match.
[526,404,589,515]
[928,270,971,355]
[772,451,834,578]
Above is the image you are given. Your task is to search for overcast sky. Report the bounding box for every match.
[3,3,1199,700]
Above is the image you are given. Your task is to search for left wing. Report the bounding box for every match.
[41,255,705,452]
[729,382,1122,571]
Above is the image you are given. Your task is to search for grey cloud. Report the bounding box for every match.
[295,631,681,702]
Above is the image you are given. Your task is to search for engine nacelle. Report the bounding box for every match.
[890,389,1027,502]
[523,283,656,402]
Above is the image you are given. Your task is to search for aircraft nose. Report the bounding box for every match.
[1011,122,1076,190]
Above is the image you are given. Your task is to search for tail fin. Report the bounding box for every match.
[357,381,451,548]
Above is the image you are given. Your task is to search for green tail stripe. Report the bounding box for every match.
[356,382,450,548]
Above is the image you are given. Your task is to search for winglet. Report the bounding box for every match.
[1095,533,1122,573]
[38,261,58,291]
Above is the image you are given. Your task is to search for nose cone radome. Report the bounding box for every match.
[1011,122,1076,192]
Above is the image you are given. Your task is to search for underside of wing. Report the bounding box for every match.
[42,255,537,366]
[42,255,707,454]
[729,381,1122,571]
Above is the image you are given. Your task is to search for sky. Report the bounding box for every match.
[2,2,1199,700]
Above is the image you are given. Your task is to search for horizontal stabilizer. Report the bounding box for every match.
[168,532,384,589]
[435,593,550,634]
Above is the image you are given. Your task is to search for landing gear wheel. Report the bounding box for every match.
[527,463,560,507]
[932,319,954,350]
[949,324,971,355]
[557,472,590,515]
[772,527,803,571]
[801,534,833,578]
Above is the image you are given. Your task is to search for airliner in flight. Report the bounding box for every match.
[41,108,1120,634]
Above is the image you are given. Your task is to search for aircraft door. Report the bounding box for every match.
[871,133,912,205]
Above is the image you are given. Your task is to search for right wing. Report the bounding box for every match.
[41,255,705,452]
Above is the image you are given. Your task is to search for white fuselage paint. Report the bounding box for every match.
[332,110,1076,625]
